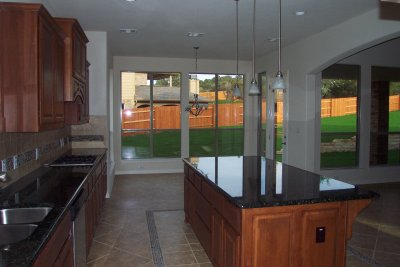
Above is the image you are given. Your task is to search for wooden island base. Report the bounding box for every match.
[184,164,372,267]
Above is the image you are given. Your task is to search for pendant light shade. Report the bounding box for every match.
[273,71,285,90]
[273,0,286,90]
[233,0,241,98]
[249,79,260,95]
[249,0,260,96]
[233,83,241,97]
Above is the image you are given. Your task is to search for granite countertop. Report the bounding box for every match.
[0,148,107,267]
[183,156,379,208]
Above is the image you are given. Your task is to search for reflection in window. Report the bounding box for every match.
[320,64,360,168]
[189,74,244,157]
[370,66,400,166]
[121,72,181,159]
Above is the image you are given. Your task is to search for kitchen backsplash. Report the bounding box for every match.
[71,116,108,149]
[0,127,71,182]
[0,116,108,184]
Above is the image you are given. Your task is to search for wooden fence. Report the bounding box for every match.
[122,103,244,135]
[321,95,400,118]
[122,96,400,134]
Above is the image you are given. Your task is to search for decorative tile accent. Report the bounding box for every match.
[70,135,104,142]
[24,149,36,162]
[2,157,14,172]
[0,136,69,173]
[146,210,165,267]
[13,155,19,170]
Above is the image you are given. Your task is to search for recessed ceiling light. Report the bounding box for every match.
[295,11,305,16]
[125,0,136,2]
[186,32,205,38]
[120,28,137,34]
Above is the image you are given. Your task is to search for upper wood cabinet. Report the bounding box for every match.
[0,3,65,132]
[54,18,88,102]
[55,18,89,125]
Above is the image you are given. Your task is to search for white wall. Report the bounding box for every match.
[112,56,253,174]
[85,32,108,116]
[84,31,115,195]
[258,8,400,184]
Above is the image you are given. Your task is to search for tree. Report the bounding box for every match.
[322,79,358,98]
[390,82,400,96]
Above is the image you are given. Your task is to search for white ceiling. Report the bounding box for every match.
[42,0,379,60]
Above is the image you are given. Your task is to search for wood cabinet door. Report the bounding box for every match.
[211,210,223,267]
[53,31,65,123]
[39,17,55,125]
[54,233,74,267]
[299,205,346,267]
[223,222,240,267]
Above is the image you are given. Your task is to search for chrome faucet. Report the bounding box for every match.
[0,172,11,183]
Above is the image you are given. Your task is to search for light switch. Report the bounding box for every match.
[316,226,325,243]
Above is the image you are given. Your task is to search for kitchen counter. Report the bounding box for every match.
[0,148,107,267]
[183,156,379,267]
[183,156,378,208]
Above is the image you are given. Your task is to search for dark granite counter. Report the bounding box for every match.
[0,148,107,267]
[183,156,378,208]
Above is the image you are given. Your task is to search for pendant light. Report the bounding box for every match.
[232,0,241,98]
[185,47,207,117]
[273,0,286,90]
[248,0,260,96]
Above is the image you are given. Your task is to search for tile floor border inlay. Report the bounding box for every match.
[347,245,385,267]
[146,209,168,267]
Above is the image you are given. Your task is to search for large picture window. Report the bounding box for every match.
[370,66,400,166]
[121,72,181,159]
[320,64,360,169]
[189,73,244,157]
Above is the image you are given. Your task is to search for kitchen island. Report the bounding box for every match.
[183,156,378,267]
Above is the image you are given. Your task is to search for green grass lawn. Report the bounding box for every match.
[320,111,400,168]
[122,128,244,158]
[321,110,400,133]
[121,111,400,167]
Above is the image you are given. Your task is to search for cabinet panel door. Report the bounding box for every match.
[39,17,54,124]
[211,210,223,267]
[54,233,74,267]
[223,222,240,267]
[251,213,292,267]
[53,32,65,122]
[300,207,346,267]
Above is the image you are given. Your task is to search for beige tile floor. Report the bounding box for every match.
[87,174,400,267]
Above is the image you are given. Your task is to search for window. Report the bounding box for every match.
[258,72,267,156]
[121,72,181,159]
[320,64,360,168]
[370,66,400,166]
[189,73,244,156]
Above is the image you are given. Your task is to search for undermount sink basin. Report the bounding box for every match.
[0,224,38,246]
[0,207,52,224]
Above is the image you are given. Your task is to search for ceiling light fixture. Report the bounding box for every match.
[266,37,278,42]
[272,0,286,90]
[186,32,205,38]
[120,28,137,34]
[295,11,305,16]
[248,0,260,96]
[232,0,241,98]
[125,0,136,2]
[185,47,208,117]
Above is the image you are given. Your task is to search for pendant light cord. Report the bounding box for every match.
[236,0,239,84]
[252,0,256,81]
[278,0,282,73]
